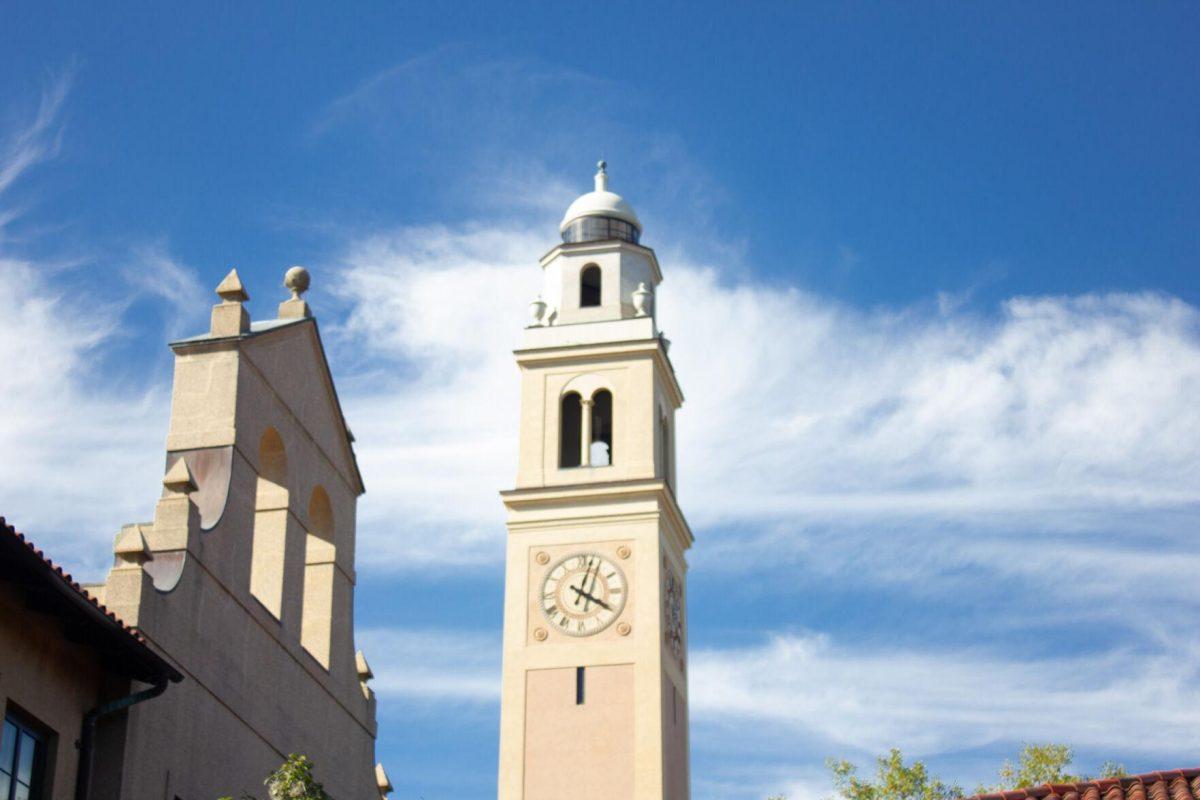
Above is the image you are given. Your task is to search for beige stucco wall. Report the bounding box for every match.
[0,582,123,800]
[523,664,635,799]
[99,317,377,800]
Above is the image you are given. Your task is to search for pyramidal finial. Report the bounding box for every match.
[356,650,374,681]
[163,458,197,494]
[594,159,608,192]
[114,525,151,565]
[215,268,249,303]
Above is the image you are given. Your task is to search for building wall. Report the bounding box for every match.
[0,583,122,800]
[99,317,378,800]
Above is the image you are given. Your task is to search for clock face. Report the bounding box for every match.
[540,552,627,637]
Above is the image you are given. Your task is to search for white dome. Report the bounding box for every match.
[559,162,642,233]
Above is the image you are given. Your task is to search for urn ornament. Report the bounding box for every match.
[632,282,652,317]
[529,296,548,326]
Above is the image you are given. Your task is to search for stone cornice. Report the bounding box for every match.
[501,478,694,552]
[513,337,685,408]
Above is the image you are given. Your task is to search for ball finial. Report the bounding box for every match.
[597,159,607,173]
[284,266,310,300]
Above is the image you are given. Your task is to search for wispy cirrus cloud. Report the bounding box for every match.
[0,71,203,574]
[330,221,1200,580]
[357,627,500,705]
[690,632,1200,759]
[0,64,72,197]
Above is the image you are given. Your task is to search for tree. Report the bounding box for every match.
[826,749,962,800]
[218,754,331,800]
[763,744,1128,800]
[991,744,1126,792]
[995,743,1078,790]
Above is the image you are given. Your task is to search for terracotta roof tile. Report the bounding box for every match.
[966,770,1200,800]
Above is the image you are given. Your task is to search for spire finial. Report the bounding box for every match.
[594,159,608,192]
[211,267,251,335]
[215,268,249,303]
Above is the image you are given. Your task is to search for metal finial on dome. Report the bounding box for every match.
[595,159,608,192]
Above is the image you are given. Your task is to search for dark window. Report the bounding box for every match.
[560,393,582,468]
[580,265,602,307]
[590,390,613,466]
[561,216,640,245]
[575,667,585,705]
[1,714,46,800]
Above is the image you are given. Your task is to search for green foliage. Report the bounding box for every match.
[996,743,1079,790]
[826,749,962,800]
[218,754,331,800]
[774,743,1127,800]
[1098,762,1128,780]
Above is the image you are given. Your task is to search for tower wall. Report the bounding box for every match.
[498,170,692,800]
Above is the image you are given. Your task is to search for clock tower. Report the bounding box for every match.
[497,163,692,800]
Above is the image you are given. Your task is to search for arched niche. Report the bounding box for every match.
[250,428,288,619]
[301,486,336,668]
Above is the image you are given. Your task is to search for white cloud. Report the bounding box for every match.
[357,627,500,705]
[0,257,171,573]
[331,223,1200,579]
[124,241,207,329]
[0,76,192,577]
[328,225,542,568]
[690,631,1200,763]
[0,66,71,196]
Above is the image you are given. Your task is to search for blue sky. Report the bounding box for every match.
[2,3,1199,799]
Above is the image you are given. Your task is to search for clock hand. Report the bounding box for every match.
[568,584,611,611]
[573,557,593,608]
[583,560,602,611]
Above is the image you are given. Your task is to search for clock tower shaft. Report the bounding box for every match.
[497,164,693,800]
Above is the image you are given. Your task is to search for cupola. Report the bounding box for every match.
[559,161,642,245]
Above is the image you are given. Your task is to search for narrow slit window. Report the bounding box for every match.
[575,667,585,705]
[560,392,582,468]
[580,265,602,307]
[660,413,672,489]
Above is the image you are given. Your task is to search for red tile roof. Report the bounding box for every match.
[0,516,182,684]
[967,770,1200,800]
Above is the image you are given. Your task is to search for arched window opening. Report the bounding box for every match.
[580,265,602,308]
[590,390,613,467]
[560,392,583,468]
[301,487,336,669]
[251,428,288,619]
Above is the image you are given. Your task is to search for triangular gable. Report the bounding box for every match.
[241,319,364,495]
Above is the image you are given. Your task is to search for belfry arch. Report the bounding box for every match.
[251,427,288,618]
[301,486,336,668]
